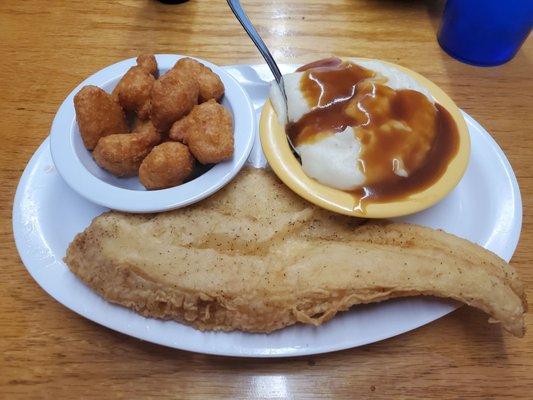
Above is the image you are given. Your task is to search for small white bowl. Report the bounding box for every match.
[50,54,255,213]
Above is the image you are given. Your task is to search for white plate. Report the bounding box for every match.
[50,55,255,213]
[13,64,522,357]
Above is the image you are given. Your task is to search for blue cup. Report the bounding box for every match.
[438,0,533,66]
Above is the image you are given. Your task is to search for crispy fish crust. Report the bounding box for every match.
[65,169,527,336]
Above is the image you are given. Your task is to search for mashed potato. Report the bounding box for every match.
[269,59,435,191]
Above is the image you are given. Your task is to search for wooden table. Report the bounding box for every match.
[1,0,532,398]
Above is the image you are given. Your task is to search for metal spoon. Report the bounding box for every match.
[226,0,286,100]
[227,0,298,153]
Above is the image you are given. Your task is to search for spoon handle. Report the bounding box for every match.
[226,0,283,84]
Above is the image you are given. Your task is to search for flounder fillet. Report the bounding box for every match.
[65,169,526,336]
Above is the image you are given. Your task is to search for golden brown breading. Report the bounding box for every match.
[136,54,158,77]
[131,117,160,135]
[150,72,199,132]
[92,124,161,177]
[131,115,148,132]
[139,142,194,190]
[112,66,155,120]
[74,85,128,150]
[65,168,527,337]
[171,57,224,102]
[169,99,233,164]
[133,117,172,143]
[167,113,191,143]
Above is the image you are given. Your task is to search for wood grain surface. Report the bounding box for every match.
[1,0,532,398]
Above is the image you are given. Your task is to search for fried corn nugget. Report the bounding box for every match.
[74,85,128,150]
[139,142,194,190]
[172,57,224,102]
[132,117,174,144]
[134,119,161,137]
[131,115,147,132]
[113,66,155,120]
[132,118,158,134]
[169,99,233,164]
[150,72,199,132]
[93,123,161,177]
[167,114,191,143]
[136,54,158,77]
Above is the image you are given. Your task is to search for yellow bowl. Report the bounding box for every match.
[259,58,470,218]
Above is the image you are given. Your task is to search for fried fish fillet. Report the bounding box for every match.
[65,169,526,336]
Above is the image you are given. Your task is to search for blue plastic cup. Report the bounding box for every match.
[438,0,533,66]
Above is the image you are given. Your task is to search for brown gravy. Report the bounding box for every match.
[287,58,459,207]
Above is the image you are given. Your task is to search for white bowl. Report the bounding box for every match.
[50,54,255,213]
